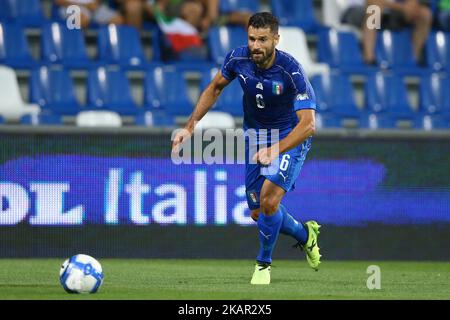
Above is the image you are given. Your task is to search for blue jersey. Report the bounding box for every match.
[221,46,316,141]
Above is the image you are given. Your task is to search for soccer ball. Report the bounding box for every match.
[59,254,104,294]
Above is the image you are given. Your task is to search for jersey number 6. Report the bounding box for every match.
[256,94,265,109]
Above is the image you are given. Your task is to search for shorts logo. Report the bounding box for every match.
[248,191,259,204]
[272,81,283,95]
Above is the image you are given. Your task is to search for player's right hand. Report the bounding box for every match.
[171,128,192,154]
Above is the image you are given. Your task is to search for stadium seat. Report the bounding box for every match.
[88,67,140,115]
[29,66,82,116]
[195,111,236,130]
[98,24,148,69]
[318,29,376,75]
[270,0,322,33]
[277,27,329,77]
[219,0,259,14]
[426,31,450,72]
[76,111,122,127]
[417,73,450,129]
[0,0,47,27]
[144,66,193,116]
[200,67,243,116]
[364,72,416,128]
[375,30,428,76]
[0,66,40,121]
[0,115,4,124]
[20,114,63,125]
[310,72,363,128]
[322,0,362,35]
[208,26,248,65]
[134,110,175,127]
[0,22,36,69]
[41,22,93,69]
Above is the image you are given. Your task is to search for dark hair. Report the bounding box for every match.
[247,12,279,34]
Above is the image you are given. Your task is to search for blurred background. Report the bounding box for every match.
[0,0,449,261]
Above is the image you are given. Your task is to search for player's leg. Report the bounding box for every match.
[251,206,308,246]
[250,179,285,285]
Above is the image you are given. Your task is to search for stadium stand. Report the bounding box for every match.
[364,72,417,129]
[98,24,149,69]
[270,0,322,34]
[317,29,376,75]
[311,71,363,128]
[418,73,450,128]
[375,30,429,76]
[88,66,140,115]
[20,113,63,125]
[41,22,93,69]
[0,22,37,69]
[0,0,47,28]
[426,31,450,72]
[30,65,82,115]
[200,67,243,116]
[0,0,448,131]
[144,66,193,117]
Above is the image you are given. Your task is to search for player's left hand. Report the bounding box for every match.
[252,147,279,166]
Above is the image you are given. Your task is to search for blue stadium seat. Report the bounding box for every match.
[375,30,428,76]
[310,72,363,128]
[0,22,36,68]
[88,67,140,115]
[41,22,92,69]
[200,67,243,116]
[364,72,416,128]
[318,29,376,75]
[270,0,322,33]
[98,25,148,69]
[134,110,175,127]
[0,0,46,27]
[426,31,450,72]
[29,66,82,116]
[219,0,259,14]
[20,114,63,125]
[0,115,4,124]
[208,26,248,65]
[144,66,193,116]
[417,73,450,129]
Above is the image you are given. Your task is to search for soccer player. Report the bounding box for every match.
[172,12,321,285]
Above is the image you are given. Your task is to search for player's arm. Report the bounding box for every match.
[171,71,230,153]
[276,109,315,154]
[253,109,315,165]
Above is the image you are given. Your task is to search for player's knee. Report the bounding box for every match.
[260,196,280,215]
[251,210,260,221]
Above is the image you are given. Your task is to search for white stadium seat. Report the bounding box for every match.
[0,66,40,121]
[75,110,123,127]
[277,27,329,77]
[195,111,236,130]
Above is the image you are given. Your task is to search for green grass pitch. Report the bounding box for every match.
[0,259,449,300]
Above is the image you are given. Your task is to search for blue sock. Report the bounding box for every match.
[279,204,308,245]
[256,209,283,265]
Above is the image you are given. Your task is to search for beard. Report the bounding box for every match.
[250,47,275,65]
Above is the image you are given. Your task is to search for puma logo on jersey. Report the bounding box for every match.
[239,74,248,84]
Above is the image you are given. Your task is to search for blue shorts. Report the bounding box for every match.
[245,137,312,210]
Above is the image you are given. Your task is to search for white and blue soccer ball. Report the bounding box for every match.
[59,254,104,294]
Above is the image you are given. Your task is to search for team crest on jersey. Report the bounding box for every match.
[272,81,283,95]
